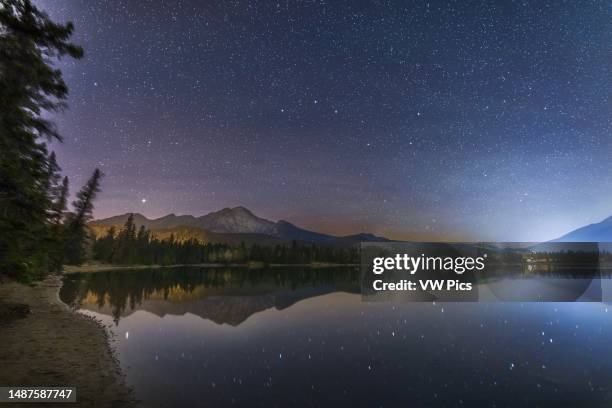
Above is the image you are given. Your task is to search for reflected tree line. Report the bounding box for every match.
[60,267,360,323]
[92,214,359,266]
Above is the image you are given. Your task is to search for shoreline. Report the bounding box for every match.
[63,262,359,274]
[0,275,136,406]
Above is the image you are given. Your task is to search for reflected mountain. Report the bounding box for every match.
[60,267,360,325]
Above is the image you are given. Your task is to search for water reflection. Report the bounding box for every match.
[60,267,360,325]
[61,268,612,407]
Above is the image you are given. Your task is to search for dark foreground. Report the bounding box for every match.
[0,275,135,407]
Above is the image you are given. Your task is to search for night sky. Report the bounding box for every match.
[40,1,611,241]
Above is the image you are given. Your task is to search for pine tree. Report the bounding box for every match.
[0,0,83,277]
[48,175,69,272]
[51,176,69,225]
[136,225,151,264]
[114,214,137,264]
[45,153,61,207]
[93,226,116,263]
[64,169,103,265]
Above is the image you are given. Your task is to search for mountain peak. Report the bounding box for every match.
[215,206,254,215]
[196,206,276,234]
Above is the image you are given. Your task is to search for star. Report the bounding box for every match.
[43,0,609,242]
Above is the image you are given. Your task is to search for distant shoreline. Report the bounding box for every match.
[63,262,358,274]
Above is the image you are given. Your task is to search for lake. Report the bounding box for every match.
[60,267,612,407]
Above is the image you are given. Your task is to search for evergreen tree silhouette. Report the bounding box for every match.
[65,169,103,265]
[0,0,82,277]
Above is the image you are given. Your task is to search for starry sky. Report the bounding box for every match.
[40,0,611,241]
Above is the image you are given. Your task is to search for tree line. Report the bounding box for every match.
[0,0,101,280]
[92,214,359,266]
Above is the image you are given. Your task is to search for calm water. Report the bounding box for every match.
[61,268,612,407]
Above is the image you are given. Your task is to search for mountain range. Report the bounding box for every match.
[552,215,612,242]
[90,206,388,246]
[91,207,612,245]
